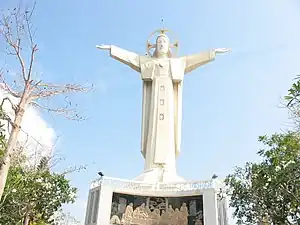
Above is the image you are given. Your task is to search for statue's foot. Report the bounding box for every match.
[133,168,185,183]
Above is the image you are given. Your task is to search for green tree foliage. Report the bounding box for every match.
[0,95,78,225]
[285,75,300,106]
[225,132,300,225]
[285,75,300,127]
[0,157,77,225]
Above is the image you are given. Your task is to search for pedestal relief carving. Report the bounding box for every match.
[115,202,191,225]
[107,182,205,225]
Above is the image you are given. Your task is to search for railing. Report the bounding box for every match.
[90,176,218,192]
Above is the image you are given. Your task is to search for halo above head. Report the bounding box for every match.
[146,28,179,57]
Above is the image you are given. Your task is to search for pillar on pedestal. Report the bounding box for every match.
[85,184,113,225]
[203,189,218,225]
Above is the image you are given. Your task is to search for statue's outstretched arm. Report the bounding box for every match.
[96,44,141,72]
[184,48,231,74]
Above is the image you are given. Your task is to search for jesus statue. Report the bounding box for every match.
[97,29,230,182]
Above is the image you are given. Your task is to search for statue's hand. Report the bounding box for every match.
[96,44,111,50]
[214,48,231,54]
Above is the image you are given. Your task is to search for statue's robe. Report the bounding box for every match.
[110,46,215,171]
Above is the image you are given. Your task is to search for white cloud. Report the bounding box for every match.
[0,85,56,166]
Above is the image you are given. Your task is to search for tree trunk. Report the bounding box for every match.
[0,91,28,200]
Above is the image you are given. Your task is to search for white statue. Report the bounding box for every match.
[97,29,230,177]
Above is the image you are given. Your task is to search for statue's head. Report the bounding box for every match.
[147,29,178,58]
[141,203,145,207]
[154,34,171,58]
[182,203,186,207]
[129,203,133,206]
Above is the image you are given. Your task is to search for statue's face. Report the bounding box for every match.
[156,36,169,55]
[141,203,145,207]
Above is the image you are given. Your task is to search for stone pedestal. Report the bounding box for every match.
[84,177,227,225]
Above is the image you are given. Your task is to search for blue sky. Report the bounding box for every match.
[2,0,300,223]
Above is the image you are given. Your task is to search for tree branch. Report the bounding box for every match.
[60,164,87,176]
[24,2,36,48]
[0,11,27,82]
[30,83,90,100]
[0,71,21,98]
[0,97,17,112]
[30,101,84,121]
[27,45,37,82]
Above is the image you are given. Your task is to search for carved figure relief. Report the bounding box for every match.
[160,210,169,225]
[149,197,166,211]
[180,203,189,225]
[150,209,160,225]
[132,203,150,224]
[114,202,191,225]
[110,214,121,224]
[195,218,203,225]
[171,208,181,225]
[121,203,134,224]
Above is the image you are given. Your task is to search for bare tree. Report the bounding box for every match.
[0,3,89,200]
